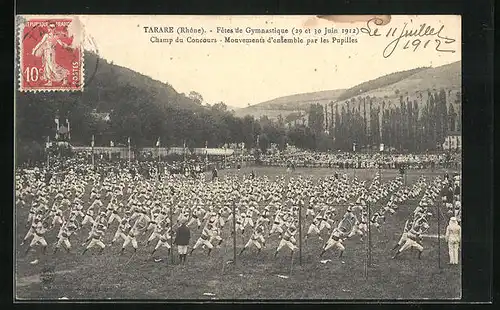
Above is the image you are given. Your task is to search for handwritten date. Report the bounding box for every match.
[360,17,456,58]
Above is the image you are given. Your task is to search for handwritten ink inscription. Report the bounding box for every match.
[360,17,457,58]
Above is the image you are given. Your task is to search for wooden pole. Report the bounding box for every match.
[364,212,368,278]
[205,147,208,173]
[183,140,186,162]
[128,138,131,168]
[157,142,161,181]
[378,150,382,180]
[46,137,50,169]
[437,202,441,270]
[298,202,302,266]
[170,186,174,264]
[232,201,237,265]
[367,201,372,266]
[91,135,95,168]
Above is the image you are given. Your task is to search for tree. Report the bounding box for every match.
[339,105,348,150]
[329,102,335,136]
[399,95,408,151]
[438,89,448,143]
[188,91,204,105]
[448,102,456,132]
[212,102,228,112]
[363,97,368,145]
[277,114,285,128]
[258,133,270,153]
[324,104,328,132]
[381,107,389,147]
[307,103,324,135]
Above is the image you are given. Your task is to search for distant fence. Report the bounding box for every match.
[72,146,235,159]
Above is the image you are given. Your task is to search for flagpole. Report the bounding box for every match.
[128,137,131,168]
[232,200,237,266]
[364,203,369,278]
[363,211,368,279]
[205,141,208,173]
[183,140,186,162]
[55,117,60,141]
[378,145,382,177]
[67,119,71,142]
[55,116,62,159]
[169,185,174,264]
[438,201,441,270]
[157,138,161,181]
[353,142,356,179]
[157,138,161,162]
[46,136,50,169]
[368,201,372,267]
[91,135,95,168]
[224,146,227,169]
[298,201,302,266]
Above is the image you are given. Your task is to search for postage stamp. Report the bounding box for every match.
[18,18,83,92]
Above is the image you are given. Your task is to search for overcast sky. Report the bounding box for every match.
[26,15,461,107]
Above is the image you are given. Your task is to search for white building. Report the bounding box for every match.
[442,131,462,150]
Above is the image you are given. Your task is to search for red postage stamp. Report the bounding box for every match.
[18,18,83,92]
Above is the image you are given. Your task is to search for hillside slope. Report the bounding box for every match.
[235,89,345,119]
[237,61,461,121]
[348,61,461,102]
[81,53,203,113]
[336,67,429,102]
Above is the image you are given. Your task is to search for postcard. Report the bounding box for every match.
[15,15,461,300]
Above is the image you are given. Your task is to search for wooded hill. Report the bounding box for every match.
[15,52,263,162]
[236,61,461,124]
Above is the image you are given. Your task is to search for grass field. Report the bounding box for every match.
[15,167,461,300]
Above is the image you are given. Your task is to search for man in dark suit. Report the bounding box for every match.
[44,171,52,185]
[174,219,191,265]
[212,167,218,181]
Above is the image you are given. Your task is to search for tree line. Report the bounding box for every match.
[15,88,461,165]
[15,51,461,164]
[316,89,461,152]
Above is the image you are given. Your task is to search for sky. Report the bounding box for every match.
[22,15,461,108]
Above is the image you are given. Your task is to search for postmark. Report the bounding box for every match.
[18,18,84,92]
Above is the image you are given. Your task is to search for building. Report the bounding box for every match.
[91,110,111,122]
[442,131,462,150]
